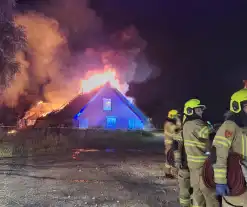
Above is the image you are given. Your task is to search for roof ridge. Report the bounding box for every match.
[112,87,148,122]
[74,86,106,119]
[74,84,149,123]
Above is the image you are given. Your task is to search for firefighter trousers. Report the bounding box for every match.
[189,167,219,207]
[178,168,191,207]
[222,191,247,207]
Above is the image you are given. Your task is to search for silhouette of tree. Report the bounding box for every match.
[0,0,26,86]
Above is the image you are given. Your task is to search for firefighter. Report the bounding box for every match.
[212,88,247,206]
[183,99,219,207]
[173,130,192,207]
[164,109,182,177]
[164,110,191,207]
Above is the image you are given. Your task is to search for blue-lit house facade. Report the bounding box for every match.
[73,84,150,130]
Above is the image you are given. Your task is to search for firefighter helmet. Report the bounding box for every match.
[184,99,206,116]
[230,89,247,113]
[168,109,179,119]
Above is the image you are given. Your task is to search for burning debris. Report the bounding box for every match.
[2,0,159,127]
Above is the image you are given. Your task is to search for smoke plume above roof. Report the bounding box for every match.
[2,0,159,110]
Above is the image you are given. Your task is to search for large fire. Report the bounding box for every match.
[23,101,65,120]
[18,68,123,128]
[81,68,121,93]
[18,100,67,128]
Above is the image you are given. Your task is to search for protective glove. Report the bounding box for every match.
[216,184,230,196]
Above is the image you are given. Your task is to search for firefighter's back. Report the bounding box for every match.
[183,119,208,169]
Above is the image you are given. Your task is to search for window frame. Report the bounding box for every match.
[106,116,117,128]
[103,98,112,111]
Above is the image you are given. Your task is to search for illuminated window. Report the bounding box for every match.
[128,119,135,129]
[103,98,112,111]
[128,119,143,130]
[106,116,116,128]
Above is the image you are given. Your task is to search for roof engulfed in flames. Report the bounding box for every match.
[81,68,121,94]
[19,68,124,127]
[22,101,66,120]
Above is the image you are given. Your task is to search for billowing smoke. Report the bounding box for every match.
[2,0,159,114]
[3,12,79,110]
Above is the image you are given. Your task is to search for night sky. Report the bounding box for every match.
[17,0,247,126]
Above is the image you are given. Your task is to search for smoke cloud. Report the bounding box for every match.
[3,0,159,112]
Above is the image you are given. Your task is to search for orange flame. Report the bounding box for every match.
[81,68,121,93]
[18,100,67,128]
[19,68,123,129]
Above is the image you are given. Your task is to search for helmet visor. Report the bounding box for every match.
[198,105,206,110]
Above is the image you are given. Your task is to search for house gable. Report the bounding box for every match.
[74,85,148,129]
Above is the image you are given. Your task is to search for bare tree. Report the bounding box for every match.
[0,0,26,86]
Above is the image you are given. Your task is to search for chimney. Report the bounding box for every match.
[243,80,247,88]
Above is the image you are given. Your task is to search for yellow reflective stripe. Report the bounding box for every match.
[242,135,247,160]
[214,169,227,175]
[173,135,182,141]
[214,178,227,184]
[187,155,207,159]
[213,140,228,148]
[214,168,227,180]
[165,131,173,136]
[214,169,227,173]
[214,175,226,178]
[184,143,205,149]
[187,154,207,163]
[165,139,173,144]
[187,159,205,163]
[184,140,205,146]
[214,169,227,184]
[198,126,209,138]
[214,136,231,147]
[179,198,190,205]
[184,140,206,149]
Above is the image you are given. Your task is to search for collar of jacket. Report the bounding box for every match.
[225,111,246,128]
[183,114,202,123]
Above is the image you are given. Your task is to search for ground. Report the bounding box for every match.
[0,135,180,207]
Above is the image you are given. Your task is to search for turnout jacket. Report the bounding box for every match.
[164,120,182,165]
[213,120,247,184]
[183,119,212,169]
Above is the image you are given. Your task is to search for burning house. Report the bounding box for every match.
[33,83,150,130]
[18,68,151,130]
[74,83,150,130]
